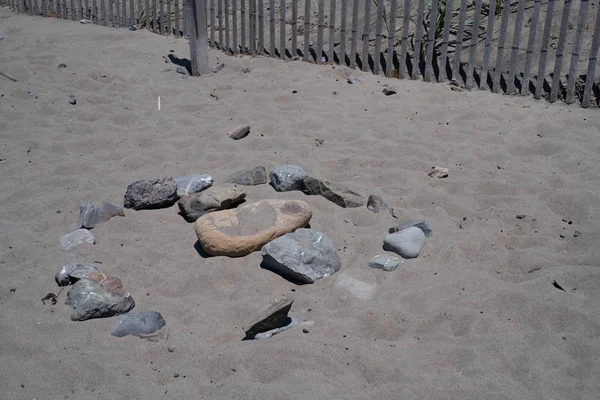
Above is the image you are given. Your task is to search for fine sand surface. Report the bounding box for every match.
[1,8,600,400]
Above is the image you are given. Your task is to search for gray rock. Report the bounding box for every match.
[331,270,377,300]
[65,279,135,321]
[244,299,293,339]
[347,76,361,84]
[68,95,76,105]
[368,254,405,271]
[55,263,100,286]
[366,194,397,218]
[78,201,125,229]
[178,186,246,222]
[302,177,363,208]
[111,311,166,337]
[173,174,214,196]
[123,178,178,210]
[261,228,341,284]
[389,219,432,238]
[224,166,268,186]
[227,125,251,140]
[269,165,308,192]
[383,227,426,259]
[60,229,95,251]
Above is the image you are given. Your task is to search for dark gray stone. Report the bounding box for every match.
[383,227,426,259]
[55,263,101,286]
[224,166,268,186]
[243,299,293,339]
[65,279,135,321]
[389,219,432,238]
[368,254,405,271]
[302,177,363,208]
[269,165,308,192]
[68,95,77,105]
[124,178,178,210]
[261,228,341,284]
[78,201,125,229]
[111,312,166,337]
[173,174,214,196]
[227,125,251,140]
[60,229,95,251]
[177,186,246,222]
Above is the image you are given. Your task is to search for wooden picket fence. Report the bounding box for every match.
[3,0,599,107]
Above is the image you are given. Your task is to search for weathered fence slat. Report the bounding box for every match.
[116,0,121,27]
[218,0,223,45]
[257,0,264,54]
[250,0,256,53]
[91,0,96,22]
[340,0,348,65]
[465,0,482,88]
[62,0,66,19]
[56,0,61,18]
[424,0,439,82]
[123,0,128,27]
[241,0,246,52]
[232,0,238,52]
[166,0,170,34]
[42,0,46,17]
[535,0,555,99]
[291,0,297,56]
[175,0,180,36]
[506,0,526,93]
[131,0,135,27]
[279,0,285,58]
[412,0,425,79]
[399,0,411,78]
[493,0,511,93]
[138,0,142,27]
[438,0,453,82]
[144,0,149,30]
[225,0,230,50]
[582,2,600,107]
[316,0,324,63]
[480,0,496,89]
[361,0,371,71]
[386,0,398,77]
[303,0,310,60]
[453,0,468,83]
[521,0,541,95]
[71,0,75,20]
[109,0,114,27]
[549,0,572,103]
[269,0,275,56]
[565,0,588,104]
[373,0,385,75]
[350,0,359,68]
[152,0,157,32]
[327,0,336,63]
[209,0,215,44]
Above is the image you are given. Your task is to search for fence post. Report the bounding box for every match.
[187,0,211,76]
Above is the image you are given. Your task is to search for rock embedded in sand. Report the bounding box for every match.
[243,298,293,339]
[269,165,309,192]
[389,219,432,238]
[111,311,166,337]
[331,270,377,300]
[123,177,178,210]
[78,201,125,229]
[227,125,251,140]
[224,166,268,186]
[367,194,397,217]
[195,199,312,257]
[65,278,135,321]
[60,229,95,251]
[178,186,246,222]
[368,254,405,271]
[68,95,76,105]
[428,166,449,178]
[55,263,100,286]
[261,228,341,284]
[302,177,364,208]
[383,227,426,259]
[174,174,214,196]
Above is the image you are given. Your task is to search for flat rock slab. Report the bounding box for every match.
[331,270,377,300]
[368,254,405,271]
[78,201,125,229]
[243,299,293,339]
[389,219,432,238]
[174,174,213,196]
[178,186,246,222]
[269,165,308,192]
[261,228,341,284]
[383,226,426,259]
[55,263,101,286]
[111,311,166,337]
[65,279,135,321]
[124,178,178,210]
[224,166,268,186]
[227,125,251,140]
[195,199,312,257]
[302,177,363,208]
[60,229,95,251]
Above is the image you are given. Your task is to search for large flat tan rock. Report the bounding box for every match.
[194,199,312,257]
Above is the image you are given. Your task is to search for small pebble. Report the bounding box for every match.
[573,231,580,238]
[167,346,176,353]
[174,373,180,378]
[57,63,67,69]
[559,234,565,238]
[68,95,76,105]
[302,328,309,334]
[516,214,526,219]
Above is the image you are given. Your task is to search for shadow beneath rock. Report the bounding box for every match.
[241,317,294,341]
[259,261,311,285]
[194,240,214,259]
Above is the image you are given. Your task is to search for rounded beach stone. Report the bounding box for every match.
[194,199,312,257]
[269,165,309,192]
[383,226,425,259]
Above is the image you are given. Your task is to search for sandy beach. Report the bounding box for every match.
[1,7,600,399]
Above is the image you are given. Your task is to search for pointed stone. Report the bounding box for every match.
[243,299,294,338]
